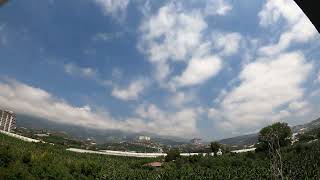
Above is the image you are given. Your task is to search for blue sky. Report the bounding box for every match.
[0,0,320,140]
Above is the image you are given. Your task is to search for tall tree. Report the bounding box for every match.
[210,141,221,154]
[258,122,292,149]
[258,122,292,180]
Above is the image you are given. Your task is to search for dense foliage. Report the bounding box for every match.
[165,148,181,162]
[257,122,292,151]
[297,127,320,143]
[210,141,221,154]
[1,133,320,179]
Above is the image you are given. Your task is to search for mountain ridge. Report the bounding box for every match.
[218,117,320,146]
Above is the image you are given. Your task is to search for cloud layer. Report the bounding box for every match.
[0,79,197,137]
[215,52,312,132]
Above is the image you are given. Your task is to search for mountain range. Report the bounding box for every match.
[218,117,320,146]
[15,114,320,146]
[15,114,189,145]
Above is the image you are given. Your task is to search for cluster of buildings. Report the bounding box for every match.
[190,138,202,145]
[138,135,151,141]
[0,109,16,132]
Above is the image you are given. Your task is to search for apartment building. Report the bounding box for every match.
[0,109,16,132]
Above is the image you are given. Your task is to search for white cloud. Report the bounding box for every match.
[288,100,309,112]
[137,0,151,17]
[315,72,320,84]
[215,52,312,132]
[140,3,207,62]
[259,17,318,56]
[288,100,311,116]
[213,89,227,104]
[258,0,301,27]
[172,55,222,87]
[95,0,130,20]
[139,3,207,81]
[258,0,318,56]
[63,63,125,90]
[64,63,97,79]
[111,78,149,101]
[205,0,232,16]
[138,2,239,88]
[212,32,242,56]
[169,91,195,108]
[0,79,197,137]
[153,61,171,84]
[0,79,117,130]
[208,107,221,119]
[135,104,198,137]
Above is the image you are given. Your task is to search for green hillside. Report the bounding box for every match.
[1,133,320,179]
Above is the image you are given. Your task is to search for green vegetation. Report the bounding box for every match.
[165,148,181,162]
[210,141,221,154]
[0,134,160,179]
[2,129,320,179]
[257,122,292,151]
[14,128,85,148]
[297,127,320,143]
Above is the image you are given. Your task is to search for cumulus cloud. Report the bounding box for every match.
[259,0,301,27]
[0,79,197,137]
[205,0,232,16]
[0,79,117,129]
[259,18,318,56]
[214,52,312,132]
[135,104,198,137]
[138,2,241,89]
[139,3,207,62]
[212,32,242,56]
[95,0,130,20]
[64,63,97,79]
[139,3,207,81]
[258,0,318,55]
[172,56,222,87]
[169,91,195,108]
[111,78,149,101]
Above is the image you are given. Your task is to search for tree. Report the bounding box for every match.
[165,148,180,162]
[258,122,292,150]
[258,122,292,180]
[210,141,221,154]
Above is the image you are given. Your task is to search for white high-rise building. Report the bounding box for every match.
[0,110,16,132]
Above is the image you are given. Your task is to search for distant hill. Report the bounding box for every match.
[219,117,320,146]
[15,114,188,145]
[16,113,320,147]
[219,133,258,146]
[291,117,320,133]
